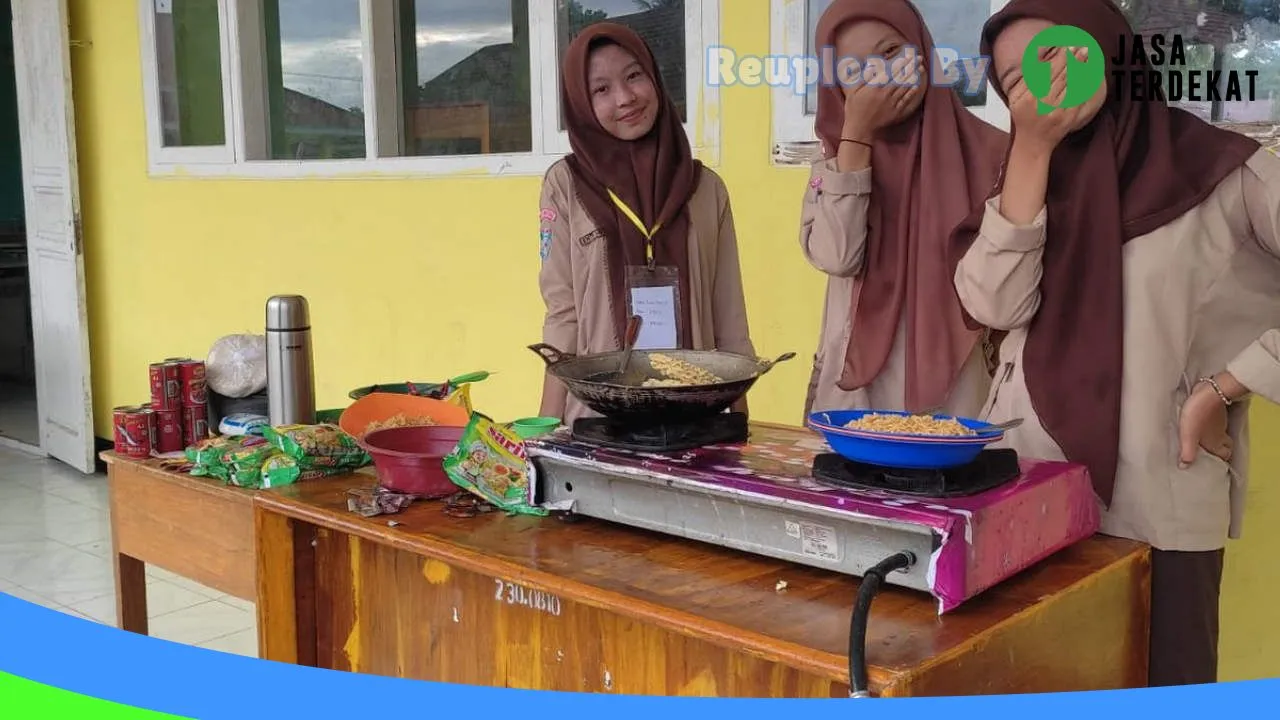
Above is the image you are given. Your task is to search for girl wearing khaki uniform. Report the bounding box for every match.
[800,0,1008,420]
[954,0,1280,687]
[537,23,755,424]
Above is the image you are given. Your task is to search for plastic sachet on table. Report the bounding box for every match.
[346,485,417,517]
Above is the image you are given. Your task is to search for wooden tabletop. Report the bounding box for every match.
[102,451,257,501]
[102,451,262,635]
[255,473,1149,685]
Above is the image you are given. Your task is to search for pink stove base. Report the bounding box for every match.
[527,423,1102,614]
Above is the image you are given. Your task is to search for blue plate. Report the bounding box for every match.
[807,410,1004,470]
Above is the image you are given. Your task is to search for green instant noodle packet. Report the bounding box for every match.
[260,454,300,489]
[259,454,350,489]
[225,442,278,488]
[228,457,268,488]
[262,424,370,470]
[186,435,266,484]
[443,412,546,517]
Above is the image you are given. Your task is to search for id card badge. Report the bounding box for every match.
[625,265,682,350]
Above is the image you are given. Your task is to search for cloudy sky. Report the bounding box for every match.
[277,0,649,110]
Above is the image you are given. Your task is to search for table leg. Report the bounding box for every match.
[114,552,148,634]
[255,504,317,666]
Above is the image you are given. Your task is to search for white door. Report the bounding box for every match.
[11,0,94,473]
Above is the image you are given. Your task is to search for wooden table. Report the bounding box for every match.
[102,452,258,636]
[254,474,1153,698]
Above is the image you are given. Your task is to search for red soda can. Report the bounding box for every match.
[182,405,210,447]
[113,405,154,459]
[175,360,207,407]
[148,362,182,411]
[153,409,185,454]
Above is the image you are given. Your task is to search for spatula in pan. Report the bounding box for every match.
[586,315,644,385]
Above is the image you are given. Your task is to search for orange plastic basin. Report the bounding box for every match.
[338,392,470,439]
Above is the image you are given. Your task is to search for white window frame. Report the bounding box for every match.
[534,0,721,163]
[137,0,239,166]
[770,0,1010,164]
[139,0,722,179]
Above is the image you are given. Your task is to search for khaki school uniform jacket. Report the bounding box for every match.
[538,158,756,424]
[954,147,1280,552]
[799,158,993,419]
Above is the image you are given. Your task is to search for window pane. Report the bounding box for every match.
[804,0,989,115]
[262,0,365,160]
[399,0,532,156]
[1120,0,1280,123]
[154,0,226,146]
[556,0,688,128]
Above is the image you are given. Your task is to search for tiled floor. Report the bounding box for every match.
[0,445,258,658]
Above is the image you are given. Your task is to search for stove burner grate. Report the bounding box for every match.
[571,412,749,453]
[812,449,1020,498]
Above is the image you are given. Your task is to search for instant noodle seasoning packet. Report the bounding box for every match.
[443,413,546,517]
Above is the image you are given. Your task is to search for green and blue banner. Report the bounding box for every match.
[0,592,1271,718]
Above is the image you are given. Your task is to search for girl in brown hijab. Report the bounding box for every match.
[953,0,1280,686]
[538,23,756,423]
[801,0,1009,420]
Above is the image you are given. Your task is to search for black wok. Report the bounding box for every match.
[529,343,796,423]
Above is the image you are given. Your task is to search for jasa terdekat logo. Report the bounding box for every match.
[1023,25,1258,112]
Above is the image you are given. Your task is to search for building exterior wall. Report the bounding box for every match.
[65,0,1280,682]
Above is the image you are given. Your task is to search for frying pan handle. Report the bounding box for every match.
[624,315,642,348]
[528,343,574,368]
[757,352,798,374]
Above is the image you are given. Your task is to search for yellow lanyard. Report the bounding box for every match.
[608,189,662,266]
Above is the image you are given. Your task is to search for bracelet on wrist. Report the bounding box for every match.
[840,137,872,149]
[1196,376,1233,407]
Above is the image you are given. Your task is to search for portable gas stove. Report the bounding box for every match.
[525,418,1100,615]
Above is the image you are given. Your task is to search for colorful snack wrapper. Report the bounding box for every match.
[185,435,236,467]
[225,438,276,469]
[262,424,371,470]
[186,435,268,483]
[443,413,546,517]
[228,451,275,488]
[259,454,300,489]
[260,454,350,488]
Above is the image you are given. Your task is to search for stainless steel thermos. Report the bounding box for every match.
[265,295,316,426]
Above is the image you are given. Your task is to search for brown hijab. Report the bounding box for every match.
[814,0,1009,412]
[560,23,701,349]
[953,0,1259,505]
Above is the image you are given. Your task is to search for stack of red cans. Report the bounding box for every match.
[150,357,209,453]
[170,357,209,447]
[109,358,208,459]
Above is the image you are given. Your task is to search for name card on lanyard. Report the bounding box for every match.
[609,189,682,350]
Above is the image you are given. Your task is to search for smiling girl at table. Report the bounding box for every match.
[536,23,756,424]
[951,0,1280,687]
[800,0,1009,422]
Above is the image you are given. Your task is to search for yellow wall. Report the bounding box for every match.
[67,1,1277,680]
